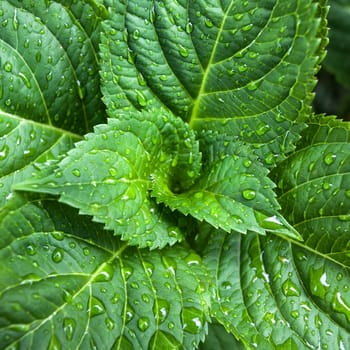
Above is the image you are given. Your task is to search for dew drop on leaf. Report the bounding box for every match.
[90,296,106,317]
[185,22,193,33]
[242,189,256,200]
[132,29,140,40]
[204,18,213,28]
[324,152,336,165]
[0,144,9,160]
[51,231,65,241]
[256,123,271,136]
[4,61,13,72]
[25,244,37,256]
[105,317,115,330]
[182,307,203,334]
[83,247,90,256]
[63,318,76,341]
[121,265,134,280]
[138,317,151,332]
[94,263,114,282]
[178,44,189,58]
[136,90,147,107]
[234,13,244,21]
[282,278,301,297]
[153,299,170,323]
[332,292,350,322]
[72,169,81,177]
[242,23,253,31]
[310,267,330,299]
[52,248,64,263]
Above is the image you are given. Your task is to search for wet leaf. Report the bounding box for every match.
[0,200,210,349]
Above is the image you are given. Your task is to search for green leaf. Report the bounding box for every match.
[323,0,350,88]
[201,224,350,349]
[13,110,202,249]
[271,116,350,265]
[198,321,245,350]
[100,0,328,165]
[0,200,210,349]
[0,0,106,134]
[153,133,300,239]
[0,110,79,215]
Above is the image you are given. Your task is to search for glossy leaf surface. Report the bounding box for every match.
[0,0,106,134]
[0,200,210,349]
[101,0,327,165]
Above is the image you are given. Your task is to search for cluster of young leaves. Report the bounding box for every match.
[0,0,350,349]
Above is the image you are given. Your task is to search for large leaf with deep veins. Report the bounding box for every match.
[0,200,211,349]
[200,117,350,348]
[0,0,106,134]
[101,0,327,165]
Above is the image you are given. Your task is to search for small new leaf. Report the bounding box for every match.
[153,133,301,239]
[14,109,201,249]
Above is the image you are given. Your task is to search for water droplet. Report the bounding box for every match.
[243,159,252,168]
[204,18,213,28]
[63,318,76,341]
[238,64,248,72]
[154,299,170,323]
[4,61,12,72]
[242,23,253,31]
[51,231,64,241]
[94,263,114,282]
[182,307,203,334]
[159,74,168,81]
[185,22,193,33]
[167,226,181,239]
[178,45,189,58]
[290,310,300,319]
[52,248,64,263]
[234,13,244,21]
[332,291,350,322]
[83,247,90,256]
[113,335,133,349]
[72,169,81,177]
[18,72,32,89]
[25,244,37,256]
[90,296,106,317]
[0,145,9,160]
[256,123,271,136]
[310,267,330,298]
[132,29,140,40]
[105,317,115,330]
[242,189,256,200]
[34,51,41,63]
[138,317,150,332]
[324,152,336,165]
[122,266,133,280]
[48,335,61,350]
[282,278,301,297]
[184,252,201,266]
[126,304,134,322]
[136,90,147,107]
[46,72,53,81]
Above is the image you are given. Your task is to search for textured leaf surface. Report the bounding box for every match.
[271,116,350,264]
[0,200,210,349]
[14,110,201,249]
[0,0,106,134]
[201,225,350,349]
[323,0,350,88]
[153,133,300,239]
[0,110,78,215]
[101,0,327,164]
[198,321,245,350]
